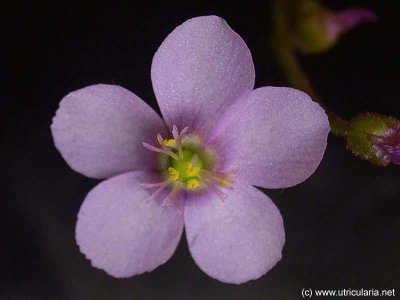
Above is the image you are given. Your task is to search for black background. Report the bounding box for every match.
[2,0,399,299]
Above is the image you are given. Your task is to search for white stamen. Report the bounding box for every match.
[202,169,235,178]
[156,134,168,149]
[141,180,170,188]
[180,126,189,136]
[206,182,228,202]
[142,142,179,160]
[171,125,189,158]
[162,182,181,207]
[172,124,179,139]
[143,180,170,203]
[200,170,234,189]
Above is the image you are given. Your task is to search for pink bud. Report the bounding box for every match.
[325,8,378,41]
[372,125,400,166]
[294,1,378,54]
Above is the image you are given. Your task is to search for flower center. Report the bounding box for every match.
[141,125,232,208]
[168,148,203,188]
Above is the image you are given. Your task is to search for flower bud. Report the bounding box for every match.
[294,0,377,54]
[372,125,400,166]
[346,113,400,166]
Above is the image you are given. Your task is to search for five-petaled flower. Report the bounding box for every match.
[51,16,329,284]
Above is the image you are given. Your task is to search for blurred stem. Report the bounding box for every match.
[272,0,349,138]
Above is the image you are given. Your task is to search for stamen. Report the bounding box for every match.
[142,142,179,160]
[174,197,185,215]
[186,178,200,189]
[162,139,176,147]
[156,134,168,149]
[162,182,181,207]
[201,170,233,188]
[180,126,189,136]
[172,124,179,139]
[172,125,189,158]
[171,125,182,157]
[156,133,177,152]
[143,180,170,203]
[140,180,169,188]
[186,163,201,177]
[213,176,233,188]
[205,181,228,202]
[202,169,235,179]
[168,167,179,181]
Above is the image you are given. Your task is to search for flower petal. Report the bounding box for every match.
[184,183,285,284]
[76,171,184,278]
[151,15,255,132]
[51,84,165,179]
[211,87,329,189]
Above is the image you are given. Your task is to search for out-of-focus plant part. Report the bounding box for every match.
[272,0,399,166]
[294,0,377,54]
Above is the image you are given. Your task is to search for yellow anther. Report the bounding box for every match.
[186,163,201,177]
[186,178,200,189]
[168,167,179,181]
[162,139,176,147]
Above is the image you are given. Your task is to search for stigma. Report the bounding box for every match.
[142,125,233,207]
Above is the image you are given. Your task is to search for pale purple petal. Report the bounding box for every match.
[151,15,255,132]
[76,171,183,278]
[211,87,329,189]
[184,183,285,284]
[51,84,165,179]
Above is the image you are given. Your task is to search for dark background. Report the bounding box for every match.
[2,0,399,299]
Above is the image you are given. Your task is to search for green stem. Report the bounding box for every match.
[271,0,349,138]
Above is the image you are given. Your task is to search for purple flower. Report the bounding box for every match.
[51,16,329,284]
[372,124,400,166]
